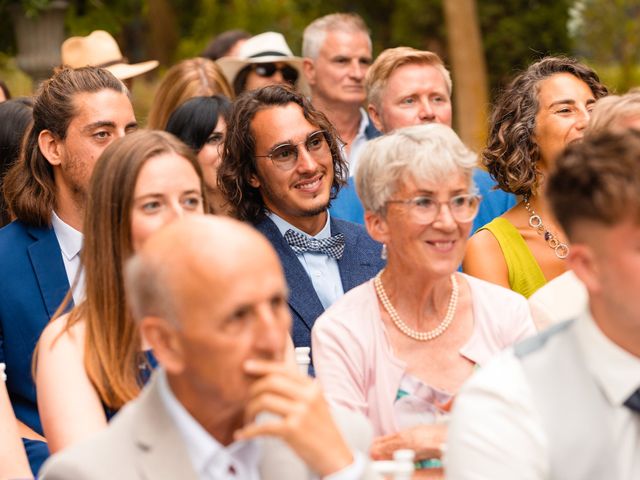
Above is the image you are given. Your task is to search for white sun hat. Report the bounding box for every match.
[216,32,307,92]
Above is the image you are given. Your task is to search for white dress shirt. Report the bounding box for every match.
[345,108,371,177]
[269,212,344,309]
[157,370,365,480]
[445,310,640,479]
[51,210,85,304]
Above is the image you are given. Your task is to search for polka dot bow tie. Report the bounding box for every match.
[284,229,345,260]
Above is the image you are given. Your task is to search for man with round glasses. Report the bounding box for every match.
[218,85,384,362]
[217,32,307,96]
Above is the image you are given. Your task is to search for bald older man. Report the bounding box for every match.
[40,216,376,480]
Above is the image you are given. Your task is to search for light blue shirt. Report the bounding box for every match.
[268,212,344,309]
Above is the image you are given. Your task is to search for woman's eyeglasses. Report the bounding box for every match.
[252,63,299,84]
[386,194,481,224]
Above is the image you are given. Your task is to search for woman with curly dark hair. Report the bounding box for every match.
[463,56,608,298]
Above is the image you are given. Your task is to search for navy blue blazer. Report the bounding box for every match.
[0,220,71,435]
[254,216,385,351]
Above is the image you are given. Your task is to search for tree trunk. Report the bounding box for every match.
[443,0,489,153]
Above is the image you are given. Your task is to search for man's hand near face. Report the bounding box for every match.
[235,359,355,477]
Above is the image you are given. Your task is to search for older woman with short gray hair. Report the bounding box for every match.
[312,124,536,468]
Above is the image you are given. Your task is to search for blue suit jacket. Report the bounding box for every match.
[0,220,71,435]
[254,216,384,351]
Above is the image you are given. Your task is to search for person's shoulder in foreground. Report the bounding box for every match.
[444,339,549,480]
[447,128,640,480]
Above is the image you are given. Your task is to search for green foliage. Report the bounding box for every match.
[0,0,577,97]
[570,0,640,92]
[65,0,143,36]
[478,0,573,96]
[0,0,53,18]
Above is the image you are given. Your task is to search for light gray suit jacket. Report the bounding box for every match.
[40,371,378,479]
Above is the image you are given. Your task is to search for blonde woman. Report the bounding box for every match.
[146,58,233,129]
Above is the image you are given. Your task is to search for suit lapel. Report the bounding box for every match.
[332,218,367,292]
[134,374,199,480]
[26,225,73,317]
[254,218,324,331]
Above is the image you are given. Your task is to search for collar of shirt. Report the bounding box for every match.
[355,108,369,139]
[268,211,332,241]
[51,210,83,261]
[156,369,261,478]
[576,310,640,406]
[344,108,371,175]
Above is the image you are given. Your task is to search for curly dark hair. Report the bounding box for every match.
[218,84,347,223]
[483,56,608,197]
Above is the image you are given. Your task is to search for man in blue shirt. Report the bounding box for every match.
[333,46,515,230]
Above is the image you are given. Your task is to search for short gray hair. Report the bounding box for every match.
[125,252,179,328]
[355,124,477,213]
[302,13,371,59]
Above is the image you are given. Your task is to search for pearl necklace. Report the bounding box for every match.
[374,270,458,341]
[523,198,569,259]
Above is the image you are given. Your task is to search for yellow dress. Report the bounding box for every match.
[479,217,547,298]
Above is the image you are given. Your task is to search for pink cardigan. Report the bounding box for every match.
[312,274,537,436]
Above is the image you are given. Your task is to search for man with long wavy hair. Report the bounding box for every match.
[0,66,137,475]
[218,85,384,361]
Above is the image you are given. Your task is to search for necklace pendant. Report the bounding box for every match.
[524,197,570,260]
[528,214,543,229]
[555,243,569,259]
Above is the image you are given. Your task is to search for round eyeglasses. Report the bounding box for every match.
[255,130,330,171]
[385,194,481,224]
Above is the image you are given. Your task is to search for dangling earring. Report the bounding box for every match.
[381,244,387,260]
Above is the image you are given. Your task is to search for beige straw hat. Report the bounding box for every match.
[61,30,159,80]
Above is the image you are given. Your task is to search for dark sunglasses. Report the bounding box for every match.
[252,63,299,84]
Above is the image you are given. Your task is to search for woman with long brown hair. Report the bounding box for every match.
[35,130,208,453]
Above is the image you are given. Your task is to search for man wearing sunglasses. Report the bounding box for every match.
[217,32,307,97]
[219,85,384,362]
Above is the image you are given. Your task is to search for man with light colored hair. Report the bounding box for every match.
[303,13,379,173]
[356,47,514,231]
